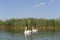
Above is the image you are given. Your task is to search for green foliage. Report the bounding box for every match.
[0,18,60,31]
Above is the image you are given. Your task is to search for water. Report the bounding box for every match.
[0,30,60,40]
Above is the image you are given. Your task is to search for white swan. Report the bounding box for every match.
[32,27,38,33]
[24,27,32,37]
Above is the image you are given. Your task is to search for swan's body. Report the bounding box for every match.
[32,29,38,33]
[24,27,32,37]
[32,27,38,33]
[24,30,31,36]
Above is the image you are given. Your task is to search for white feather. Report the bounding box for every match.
[24,27,32,37]
[32,27,38,33]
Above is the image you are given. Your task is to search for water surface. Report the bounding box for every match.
[0,30,60,40]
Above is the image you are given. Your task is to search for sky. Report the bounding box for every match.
[0,0,60,20]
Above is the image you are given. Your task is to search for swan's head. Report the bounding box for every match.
[32,27,34,29]
[25,27,27,30]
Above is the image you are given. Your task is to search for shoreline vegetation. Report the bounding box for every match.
[0,18,60,32]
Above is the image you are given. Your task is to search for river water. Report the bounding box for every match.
[0,30,60,40]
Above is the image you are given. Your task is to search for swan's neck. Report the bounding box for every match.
[25,29,27,31]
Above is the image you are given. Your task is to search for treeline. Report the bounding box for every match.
[0,18,60,31]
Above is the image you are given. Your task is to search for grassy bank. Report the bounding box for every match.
[0,26,60,31]
[0,18,60,31]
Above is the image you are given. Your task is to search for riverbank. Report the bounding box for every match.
[0,18,60,31]
[0,26,60,32]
